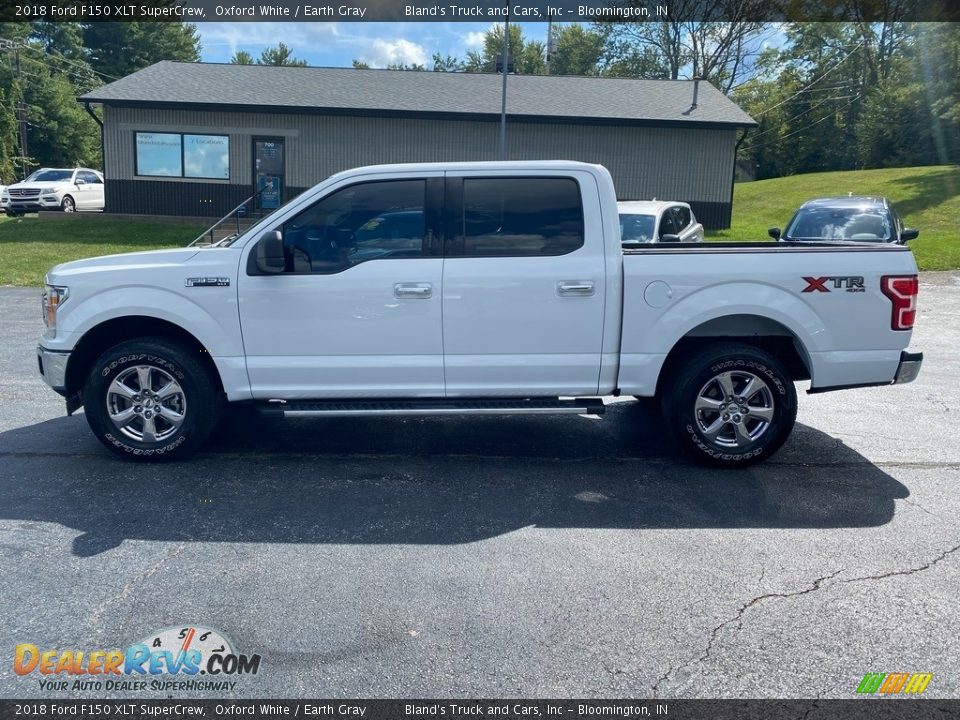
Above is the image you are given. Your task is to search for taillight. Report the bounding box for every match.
[880,275,918,330]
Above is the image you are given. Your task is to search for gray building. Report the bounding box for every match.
[79,61,756,228]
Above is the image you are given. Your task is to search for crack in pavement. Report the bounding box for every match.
[837,542,960,586]
[652,541,960,696]
[901,497,942,519]
[651,569,843,696]
[87,542,187,630]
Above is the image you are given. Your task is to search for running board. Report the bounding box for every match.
[257,398,605,418]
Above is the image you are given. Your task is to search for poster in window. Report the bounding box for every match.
[184,135,229,179]
[136,133,182,177]
[258,175,281,210]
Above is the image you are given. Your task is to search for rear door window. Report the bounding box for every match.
[453,177,584,257]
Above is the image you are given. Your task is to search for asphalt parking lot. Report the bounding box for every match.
[0,274,958,700]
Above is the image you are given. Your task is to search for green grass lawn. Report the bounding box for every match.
[710,164,960,271]
[0,215,207,286]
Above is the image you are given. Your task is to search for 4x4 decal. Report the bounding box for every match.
[802,276,865,293]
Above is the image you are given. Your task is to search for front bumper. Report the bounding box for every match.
[6,201,44,213]
[37,345,69,395]
[893,350,923,385]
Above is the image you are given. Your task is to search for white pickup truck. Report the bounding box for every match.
[37,161,923,467]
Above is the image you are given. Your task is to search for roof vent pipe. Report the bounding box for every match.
[691,77,700,110]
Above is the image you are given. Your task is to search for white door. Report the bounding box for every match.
[238,176,445,398]
[75,170,104,209]
[441,172,607,397]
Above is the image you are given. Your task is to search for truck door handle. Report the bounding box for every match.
[394,283,433,299]
[557,281,595,297]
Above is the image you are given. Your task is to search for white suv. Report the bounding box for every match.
[618,200,704,244]
[2,168,105,216]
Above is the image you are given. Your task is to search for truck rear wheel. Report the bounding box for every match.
[83,338,222,461]
[662,342,797,467]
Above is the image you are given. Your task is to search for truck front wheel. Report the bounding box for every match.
[83,338,222,461]
[662,342,797,467]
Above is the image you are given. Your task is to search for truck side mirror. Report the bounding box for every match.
[768,227,781,240]
[255,230,285,274]
[659,233,681,243]
[899,228,919,243]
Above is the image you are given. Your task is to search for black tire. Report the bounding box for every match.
[83,338,222,462]
[661,342,797,468]
[61,195,75,212]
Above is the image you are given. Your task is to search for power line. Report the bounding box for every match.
[742,93,858,143]
[751,41,864,118]
[742,94,863,151]
[18,42,120,82]
[1,49,95,86]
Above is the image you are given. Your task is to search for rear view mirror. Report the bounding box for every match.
[900,228,919,243]
[768,227,781,240]
[75,178,86,185]
[255,230,285,274]
[659,234,681,243]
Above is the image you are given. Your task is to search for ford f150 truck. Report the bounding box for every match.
[37,161,923,467]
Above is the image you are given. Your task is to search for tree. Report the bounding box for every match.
[230,50,255,65]
[83,22,200,79]
[0,86,20,183]
[548,24,605,76]
[257,42,307,67]
[464,24,545,74]
[596,1,768,90]
[431,53,467,72]
[0,22,101,175]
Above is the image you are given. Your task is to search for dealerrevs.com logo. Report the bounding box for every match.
[14,625,261,693]
[856,672,933,695]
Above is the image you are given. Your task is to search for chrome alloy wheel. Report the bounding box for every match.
[105,365,187,443]
[694,370,775,449]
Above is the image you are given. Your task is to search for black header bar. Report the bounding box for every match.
[3,0,959,23]
[0,700,956,720]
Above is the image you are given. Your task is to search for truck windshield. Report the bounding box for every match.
[620,214,657,243]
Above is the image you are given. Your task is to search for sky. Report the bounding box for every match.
[196,21,551,68]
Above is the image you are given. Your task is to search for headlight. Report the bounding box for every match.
[42,284,69,334]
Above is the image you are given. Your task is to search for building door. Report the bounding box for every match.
[253,138,284,214]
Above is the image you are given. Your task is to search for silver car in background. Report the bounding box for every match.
[768,196,919,244]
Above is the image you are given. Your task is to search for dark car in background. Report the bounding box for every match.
[769,196,919,244]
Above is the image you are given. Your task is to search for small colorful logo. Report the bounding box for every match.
[856,672,932,695]
[14,625,261,692]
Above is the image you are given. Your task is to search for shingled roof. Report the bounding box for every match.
[80,60,757,128]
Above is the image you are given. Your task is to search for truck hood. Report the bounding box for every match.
[48,248,202,280]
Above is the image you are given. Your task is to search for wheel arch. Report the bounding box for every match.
[654,313,812,398]
[65,316,225,402]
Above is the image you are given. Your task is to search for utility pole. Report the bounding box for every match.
[499,0,509,161]
[14,44,29,178]
[545,13,556,75]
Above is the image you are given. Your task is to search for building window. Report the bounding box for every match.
[135,132,229,180]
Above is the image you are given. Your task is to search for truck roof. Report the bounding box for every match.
[329,160,607,177]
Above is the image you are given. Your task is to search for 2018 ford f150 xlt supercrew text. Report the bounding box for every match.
[37,162,923,467]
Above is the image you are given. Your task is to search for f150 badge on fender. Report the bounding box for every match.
[802,276,865,292]
[185,277,230,287]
